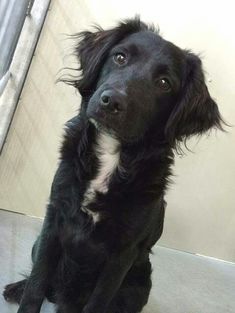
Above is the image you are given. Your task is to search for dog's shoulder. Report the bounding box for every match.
[60,115,90,160]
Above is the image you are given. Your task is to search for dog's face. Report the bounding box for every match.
[87,31,185,141]
[72,19,223,144]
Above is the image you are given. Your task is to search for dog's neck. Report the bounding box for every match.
[62,116,173,222]
[80,130,121,222]
[82,132,120,196]
[79,123,173,223]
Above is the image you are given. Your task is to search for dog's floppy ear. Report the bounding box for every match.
[75,28,117,96]
[165,51,224,145]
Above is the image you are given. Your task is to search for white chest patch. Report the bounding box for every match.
[81,132,120,223]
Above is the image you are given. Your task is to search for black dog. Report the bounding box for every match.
[4,18,224,313]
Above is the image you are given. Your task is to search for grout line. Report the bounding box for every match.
[196,254,235,265]
[25,214,44,220]
[0,208,26,216]
[0,208,44,220]
[157,244,235,265]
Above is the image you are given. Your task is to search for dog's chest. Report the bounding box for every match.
[81,132,120,222]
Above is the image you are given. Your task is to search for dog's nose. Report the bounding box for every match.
[100,90,125,113]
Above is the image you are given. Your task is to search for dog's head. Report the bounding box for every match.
[71,18,224,144]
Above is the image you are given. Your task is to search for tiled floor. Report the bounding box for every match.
[0,209,234,313]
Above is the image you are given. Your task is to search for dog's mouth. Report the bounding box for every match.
[86,90,127,135]
[86,88,147,143]
[87,110,120,137]
[87,86,127,118]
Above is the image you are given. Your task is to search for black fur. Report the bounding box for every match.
[3,18,224,313]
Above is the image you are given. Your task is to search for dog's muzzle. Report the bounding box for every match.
[99,89,126,114]
[87,88,127,122]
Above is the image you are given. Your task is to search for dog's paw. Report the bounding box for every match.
[3,279,26,304]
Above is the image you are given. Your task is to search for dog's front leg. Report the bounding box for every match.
[17,208,60,313]
[82,246,138,313]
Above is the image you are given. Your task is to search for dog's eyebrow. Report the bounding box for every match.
[154,64,170,75]
[125,44,139,55]
[112,43,139,56]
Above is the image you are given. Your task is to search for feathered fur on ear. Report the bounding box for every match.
[74,28,118,96]
[165,52,224,146]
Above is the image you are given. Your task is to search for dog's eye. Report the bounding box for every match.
[113,53,127,65]
[156,78,171,92]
